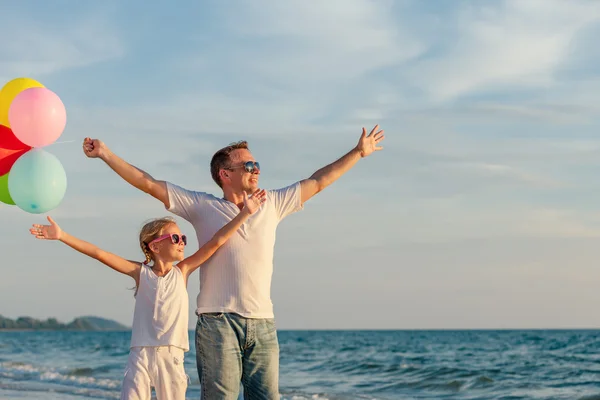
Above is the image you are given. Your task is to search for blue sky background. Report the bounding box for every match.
[2,0,600,329]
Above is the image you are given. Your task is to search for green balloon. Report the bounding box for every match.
[0,173,15,205]
[8,149,67,214]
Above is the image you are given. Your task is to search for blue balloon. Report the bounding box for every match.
[8,149,67,214]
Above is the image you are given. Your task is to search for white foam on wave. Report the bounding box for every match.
[0,361,121,390]
[40,371,120,388]
[282,395,330,400]
[1,361,38,372]
[281,392,382,400]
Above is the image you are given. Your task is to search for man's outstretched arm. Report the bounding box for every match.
[300,125,385,204]
[82,138,170,208]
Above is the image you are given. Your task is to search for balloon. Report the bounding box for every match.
[0,124,31,175]
[8,149,67,214]
[0,78,44,128]
[8,87,67,148]
[0,173,15,205]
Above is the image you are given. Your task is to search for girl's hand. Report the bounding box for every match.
[243,189,266,215]
[30,216,63,240]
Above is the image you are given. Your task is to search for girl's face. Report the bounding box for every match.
[149,223,186,263]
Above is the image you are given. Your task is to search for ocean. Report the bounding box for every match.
[1,329,599,399]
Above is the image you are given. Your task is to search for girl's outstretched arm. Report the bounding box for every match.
[30,216,141,282]
[177,189,266,280]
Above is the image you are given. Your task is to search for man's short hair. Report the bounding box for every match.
[210,141,249,188]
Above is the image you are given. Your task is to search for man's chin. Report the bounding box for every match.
[245,184,259,193]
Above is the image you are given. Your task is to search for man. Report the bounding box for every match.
[82,125,384,399]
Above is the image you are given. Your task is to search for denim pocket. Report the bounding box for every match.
[265,318,277,335]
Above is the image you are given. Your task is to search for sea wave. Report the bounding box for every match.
[2,330,600,399]
[0,361,121,390]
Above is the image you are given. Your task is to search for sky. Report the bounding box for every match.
[1,0,600,330]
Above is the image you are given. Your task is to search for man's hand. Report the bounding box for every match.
[356,125,385,158]
[82,138,106,159]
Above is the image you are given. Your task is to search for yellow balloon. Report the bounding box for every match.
[0,77,45,128]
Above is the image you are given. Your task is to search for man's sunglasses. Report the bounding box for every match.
[227,161,260,174]
[148,233,187,246]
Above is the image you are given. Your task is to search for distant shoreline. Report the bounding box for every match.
[0,315,129,331]
[0,328,131,332]
[3,327,600,332]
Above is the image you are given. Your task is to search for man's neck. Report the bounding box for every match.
[222,188,245,209]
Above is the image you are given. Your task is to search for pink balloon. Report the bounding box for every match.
[8,87,67,148]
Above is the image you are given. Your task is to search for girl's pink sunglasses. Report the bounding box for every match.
[149,233,187,246]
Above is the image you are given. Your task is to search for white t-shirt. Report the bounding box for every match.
[166,181,303,319]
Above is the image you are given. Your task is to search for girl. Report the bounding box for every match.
[29,189,267,400]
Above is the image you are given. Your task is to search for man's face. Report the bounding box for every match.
[223,148,260,193]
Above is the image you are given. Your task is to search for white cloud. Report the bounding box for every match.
[0,7,123,83]
[469,102,597,124]
[218,0,422,83]
[438,161,563,189]
[160,0,425,131]
[406,204,600,242]
[406,0,600,102]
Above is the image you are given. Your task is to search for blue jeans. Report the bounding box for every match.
[195,313,280,400]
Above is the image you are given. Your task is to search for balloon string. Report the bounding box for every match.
[50,140,76,145]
